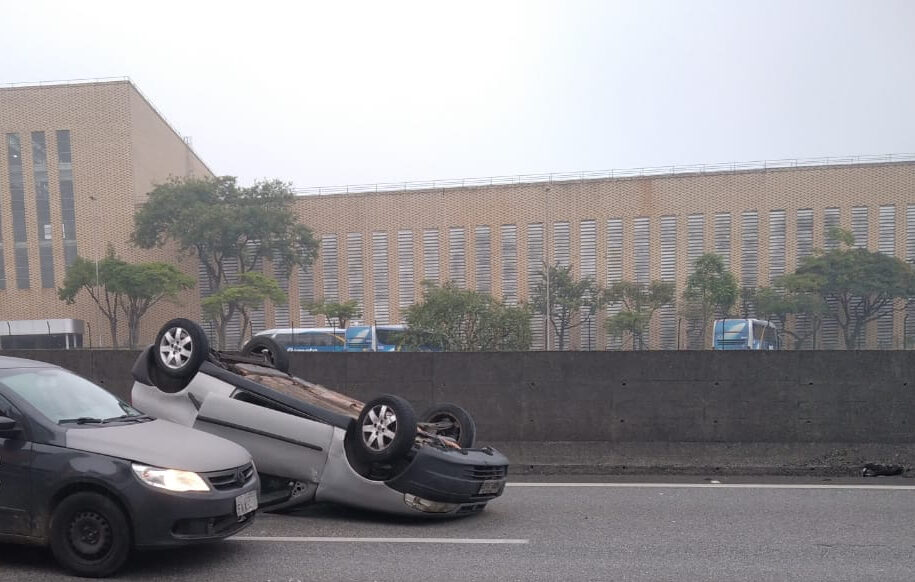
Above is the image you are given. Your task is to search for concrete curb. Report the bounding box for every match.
[491,441,915,477]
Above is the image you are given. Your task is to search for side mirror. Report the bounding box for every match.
[0,416,20,437]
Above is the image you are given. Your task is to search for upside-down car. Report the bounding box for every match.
[131,319,509,517]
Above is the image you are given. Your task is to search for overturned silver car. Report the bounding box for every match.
[131,319,508,517]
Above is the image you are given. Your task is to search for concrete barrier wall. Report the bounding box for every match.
[7,350,915,444]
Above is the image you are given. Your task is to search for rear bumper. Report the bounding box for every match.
[385,446,509,505]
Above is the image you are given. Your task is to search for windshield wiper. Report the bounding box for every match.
[59,417,104,425]
[101,414,154,423]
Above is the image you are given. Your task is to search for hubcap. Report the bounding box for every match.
[361,404,397,451]
[68,511,112,559]
[159,327,193,370]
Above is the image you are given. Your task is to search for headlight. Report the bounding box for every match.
[131,464,210,492]
[403,493,459,514]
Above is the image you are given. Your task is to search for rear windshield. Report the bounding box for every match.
[0,368,139,423]
[718,320,749,339]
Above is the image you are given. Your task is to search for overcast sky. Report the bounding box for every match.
[2,0,914,188]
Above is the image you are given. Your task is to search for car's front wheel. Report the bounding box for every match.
[49,492,131,578]
[420,402,476,448]
[352,395,417,464]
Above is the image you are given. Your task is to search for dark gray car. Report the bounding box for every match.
[0,355,258,577]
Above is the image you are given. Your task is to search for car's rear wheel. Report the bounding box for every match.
[154,318,209,379]
[420,402,476,448]
[241,336,290,373]
[49,492,131,578]
[352,395,417,464]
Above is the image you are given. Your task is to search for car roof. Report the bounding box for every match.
[258,328,344,335]
[0,355,60,369]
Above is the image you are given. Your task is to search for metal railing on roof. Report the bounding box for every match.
[294,153,915,196]
[2,76,130,88]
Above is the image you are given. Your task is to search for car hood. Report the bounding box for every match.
[65,418,251,472]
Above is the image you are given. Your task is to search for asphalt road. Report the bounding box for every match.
[2,475,914,582]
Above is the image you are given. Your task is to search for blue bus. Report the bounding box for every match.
[713,319,780,350]
[254,327,345,352]
[344,324,408,352]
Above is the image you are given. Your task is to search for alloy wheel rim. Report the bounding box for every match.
[159,327,193,369]
[362,404,397,451]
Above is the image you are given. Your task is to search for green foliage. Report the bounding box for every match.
[58,246,195,348]
[132,177,317,280]
[58,247,125,348]
[132,176,317,348]
[530,264,603,350]
[112,262,195,349]
[202,273,287,349]
[605,280,675,349]
[778,229,915,349]
[753,286,827,349]
[681,253,738,347]
[402,281,532,351]
[304,299,362,329]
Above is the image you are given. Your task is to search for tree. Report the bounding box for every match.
[111,262,195,349]
[58,247,126,348]
[753,285,827,349]
[132,176,318,348]
[201,272,287,349]
[402,281,532,351]
[58,247,196,349]
[779,227,915,349]
[681,253,738,348]
[530,263,603,350]
[304,299,362,329]
[604,280,675,350]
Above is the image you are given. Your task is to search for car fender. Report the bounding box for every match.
[315,428,418,515]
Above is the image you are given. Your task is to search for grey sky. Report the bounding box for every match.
[3,0,914,188]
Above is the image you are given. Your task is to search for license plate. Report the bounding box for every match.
[477,479,505,495]
[235,490,258,516]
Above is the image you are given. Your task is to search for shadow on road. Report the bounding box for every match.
[0,540,244,579]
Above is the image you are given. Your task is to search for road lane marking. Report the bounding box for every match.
[508,482,915,491]
[234,536,529,544]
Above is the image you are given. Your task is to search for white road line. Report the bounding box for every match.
[234,537,529,544]
[508,482,915,491]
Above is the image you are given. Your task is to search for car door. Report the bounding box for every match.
[193,393,334,484]
[0,393,33,537]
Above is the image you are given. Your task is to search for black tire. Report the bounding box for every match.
[420,402,476,448]
[49,492,131,578]
[241,336,290,374]
[153,318,209,379]
[147,355,192,394]
[352,395,417,464]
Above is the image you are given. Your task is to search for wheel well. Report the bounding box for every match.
[49,482,134,541]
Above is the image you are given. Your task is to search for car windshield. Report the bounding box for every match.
[0,367,142,424]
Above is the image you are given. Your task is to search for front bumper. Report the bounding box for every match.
[128,472,259,548]
[385,446,509,508]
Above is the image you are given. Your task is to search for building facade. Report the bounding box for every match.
[0,79,211,347]
[278,159,915,350]
[3,80,913,349]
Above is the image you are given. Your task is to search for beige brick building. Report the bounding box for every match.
[282,159,915,350]
[2,79,913,349]
[0,79,211,347]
